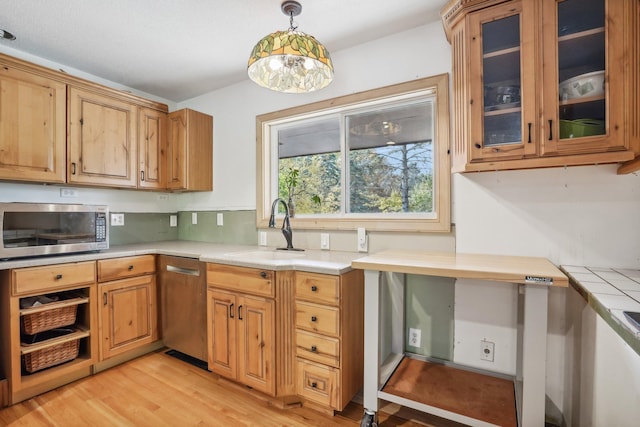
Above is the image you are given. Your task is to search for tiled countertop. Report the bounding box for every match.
[0,240,362,275]
[561,265,640,355]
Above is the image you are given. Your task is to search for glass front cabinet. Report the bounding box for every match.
[442,0,639,172]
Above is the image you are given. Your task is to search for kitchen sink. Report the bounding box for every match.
[222,249,307,260]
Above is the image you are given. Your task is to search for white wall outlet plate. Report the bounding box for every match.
[111,213,124,226]
[170,215,177,227]
[481,340,495,362]
[217,212,223,226]
[60,188,78,198]
[320,233,330,250]
[259,231,267,246]
[357,227,368,252]
[192,212,198,225]
[408,328,421,347]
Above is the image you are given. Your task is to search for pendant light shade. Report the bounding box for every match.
[248,1,333,93]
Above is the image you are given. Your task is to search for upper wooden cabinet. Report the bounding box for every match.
[138,107,167,190]
[442,0,639,172]
[0,53,213,191]
[0,66,66,183]
[68,88,138,187]
[167,109,213,192]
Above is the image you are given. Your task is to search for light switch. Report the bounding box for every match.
[192,212,198,225]
[170,215,177,227]
[217,213,224,226]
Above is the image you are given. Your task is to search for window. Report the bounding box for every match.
[257,74,450,232]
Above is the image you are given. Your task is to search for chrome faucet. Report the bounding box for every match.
[269,198,302,251]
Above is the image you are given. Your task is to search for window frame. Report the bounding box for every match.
[256,74,451,233]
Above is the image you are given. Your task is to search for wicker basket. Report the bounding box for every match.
[22,339,80,373]
[21,304,78,335]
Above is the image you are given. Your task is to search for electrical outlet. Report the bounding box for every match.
[408,328,421,347]
[192,212,198,225]
[320,233,330,250]
[357,227,368,252]
[217,213,224,226]
[259,231,267,246]
[170,215,177,227]
[110,213,124,226]
[60,188,78,198]
[481,340,495,362]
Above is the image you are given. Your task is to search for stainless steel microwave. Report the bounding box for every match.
[0,203,109,259]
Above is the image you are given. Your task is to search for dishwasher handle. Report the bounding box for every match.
[166,264,201,276]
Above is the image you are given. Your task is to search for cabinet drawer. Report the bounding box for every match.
[295,301,339,337]
[296,359,338,409]
[206,263,274,298]
[295,272,339,306]
[296,330,339,368]
[12,261,96,296]
[97,255,156,282]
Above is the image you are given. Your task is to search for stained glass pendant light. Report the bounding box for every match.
[248,1,333,93]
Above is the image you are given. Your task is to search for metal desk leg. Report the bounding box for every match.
[521,284,549,426]
[362,269,381,426]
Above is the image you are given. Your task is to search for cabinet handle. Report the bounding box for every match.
[260,271,267,279]
[140,170,145,181]
[311,316,317,322]
[103,292,108,306]
[55,274,63,280]
[311,382,318,388]
[548,119,553,140]
[71,162,77,175]
[311,285,318,292]
[128,265,134,271]
[527,122,532,143]
[238,305,243,320]
[474,143,481,149]
[310,345,317,352]
[229,303,234,318]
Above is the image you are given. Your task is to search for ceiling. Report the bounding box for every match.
[0,0,446,102]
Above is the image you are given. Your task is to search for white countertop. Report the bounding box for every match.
[0,240,363,275]
[561,265,640,352]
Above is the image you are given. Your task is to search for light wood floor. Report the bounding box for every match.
[0,350,463,427]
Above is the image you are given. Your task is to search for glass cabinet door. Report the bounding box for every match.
[542,0,626,154]
[468,2,537,161]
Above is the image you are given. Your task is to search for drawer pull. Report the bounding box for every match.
[128,265,134,271]
[55,274,63,280]
[311,382,318,388]
[311,285,318,292]
[311,316,317,322]
[260,271,267,278]
[310,345,317,352]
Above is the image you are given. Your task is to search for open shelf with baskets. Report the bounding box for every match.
[18,290,92,376]
[0,261,97,404]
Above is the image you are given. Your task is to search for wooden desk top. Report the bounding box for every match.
[352,250,568,287]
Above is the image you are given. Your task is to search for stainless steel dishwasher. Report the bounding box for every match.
[159,255,207,362]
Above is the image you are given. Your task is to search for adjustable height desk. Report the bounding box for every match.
[352,250,568,427]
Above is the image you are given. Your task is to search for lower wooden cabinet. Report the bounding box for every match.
[0,262,97,404]
[97,256,158,361]
[206,263,364,413]
[294,270,364,412]
[98,275,158,360]
[207,288,274,395]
